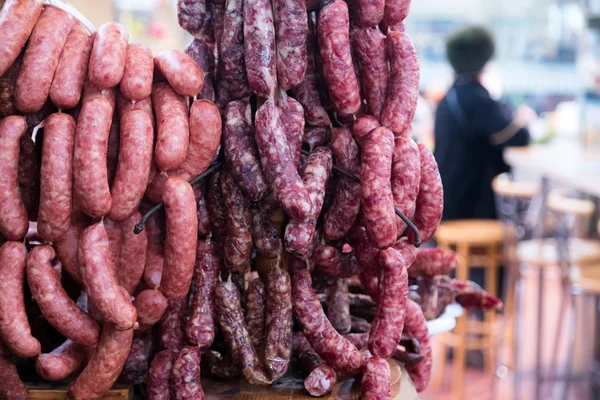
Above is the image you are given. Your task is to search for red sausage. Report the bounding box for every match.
[68,324,134,400]
[318,0,361,116]
[155,50,205,97]
[251,194,282,259]
[221,171,253,274]
[160,177,198,300]
[0,0,44,77]
[160,299,187,350]
[244,0,277,98]
[0,342,29,400]
[403,299,432,392]
[353,114,380,148]
[147,349,178,400]
[171,346,204,400]
[353,27,388,119]
[368,247,408,359]
[79,221,137,330]
[152,82,189,172]
[302,126,329,151]
[358,0,385,28]
[451,279,503,311]
[178,0,213,41]
[119,332,154,384]
[26,245,101,345]
[380,31,420,136]
[14,6,73,113]
[292,332,337,396]
[0,116,29,240]
[412,144,443,243]
[54,204,89,284]
[120,43,154,102]
[392,135,420,233]
[264,267,293,380]
[313,245,360,278]
[108,109,154,220]
[245,277,266,349]
[50,22,93,110]
[37,113,75,242]
[411,248,457,277]
[184,38,216,101]
[361,356,391,400]
[274,0,308,90]
[382,0,412,31]
[361,127,397,248]
[279,93,305,168]
[0,241,41,358]
[134,289,168,332]
[194,186,211,237]
[327,278,351,334]
[143,208,165,289]
[0,51,22,118]
[88,23,128,89]
[36,340,87,381]
[117,212,148,293]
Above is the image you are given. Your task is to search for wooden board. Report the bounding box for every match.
[25,383,132,400]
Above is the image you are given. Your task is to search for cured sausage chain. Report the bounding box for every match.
[0,0,506,398]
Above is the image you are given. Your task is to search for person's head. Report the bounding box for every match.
[446,26,495,80]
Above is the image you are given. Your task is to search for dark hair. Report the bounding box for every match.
[446,26,495,76]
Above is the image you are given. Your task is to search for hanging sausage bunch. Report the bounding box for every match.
[0,0,502,398]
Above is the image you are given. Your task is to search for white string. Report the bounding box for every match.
[44,0,96,34]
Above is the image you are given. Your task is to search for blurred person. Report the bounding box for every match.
[434,26,533,220]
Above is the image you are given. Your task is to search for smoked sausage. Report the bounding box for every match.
[160,299,187,350]
[279,93,305,168]
[411,143,443,244]
[171,346,204,400]
[274,0,308,90]
[244,278,266,349]
[221,171,253,274]
[392,135,420,233]
[244,0,277,97]
[185,38,216,101]
[353,27,388,119]
[147,349,178,400]
[264,267,293,380]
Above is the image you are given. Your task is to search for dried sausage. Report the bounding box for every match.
[327,278,351,334]
[0,241,41,358]
[88,23,128,89]
[292,269,362,375]
[186,238,222,348]
[347,225,379,274]
[178,0,213,41]
[369,247,408,359]
[171,346,204,400]
[411,143,443,244]
[68,324,134,400]
[120,43,154,102]
[223,100,268,201]
[147,349,178,400]
[357,0,385,28]
[274,0,308,89]
[79,221,137,330]
[36,340,87,382]
[284,147,332,259]
[264,267,292,380]
[342,332,369,350]
[251,195,282,259]
[410,248,457,277]
[206,172,226,243]
[160,177,198,300]
[291,332,337,396]
[392,135,420,233]
[155,50,205,97]
[50,23,93,110]
[160,299,187,350]
[403,299,431,392]
[194,186,212,238]
[382,0,412,31]
[152,82,189,172]
[0,342,29,400]
[0,116,28,240]
[451,279,503,311]
[26,245,100,346]
[133,289,168,332]
[15,6,72,113]
[185,39,216,101]
[279,94,305,168]
[323,127,361,241]
[318,0,361,116]
[361,127,397,248]
[221,171,253,274]
[312,245,360,278]
[353,27,388,119]
[394,237,418,266]
[255,99,313,221]
[119,332,154,384]
[202,350,241,379]
[0,0,44,77]
[353,114,380,148]
[380,31,420,136]
[361,356,391,400]
[244,278,266,349]
[244,0,277,97]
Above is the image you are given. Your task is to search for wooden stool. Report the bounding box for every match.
[432,219,504,399]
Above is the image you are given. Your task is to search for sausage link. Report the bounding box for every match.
[133,289,168,332]
[353,114,380,148]
[244,278,266,349]
[251,195,282,258]
[323,127,361,241]
[143,207,165,289]
[88,23,128,89]
[160,299,187,350]
[0,116,28,240]
[264,267,292,380]
[382,0,412,31]
[255,99,313,221]
[108,110,153,220]
[369,247,408,359]
[50,22,93,110]
[26,245,101,345]
[292,269,362,375]
[451,279,503,311]
[185,39,216,101]
[279,94,305,168]
[284,147,332,259]
[244,0,277,97]
[119,332,154,384]
[392,135,420,233]
[68,324,134,400]
[403,299,431,392]
[171,346,204,400]
[394,236,418,266]
[0,51,22,118]
[194,186,212,238]
[0,342,29,400]
[103,217,122,276]
[361,127,397,248]
[160,177,198,300]
[36,340,87,381]
[411,144,443,244]
[120,43,153,102]
[212,1,226,44]
[274,0,308,89]
[223,100,268,201]
[0,241,41,358]
[410,248,457,278]
[318,0,361,116]
[215,281,271,384]
[206,171,226,242]
[155,50,205,97]
[353,27,388,119]
[54,205,89,284]
[313,245,360,279]
[221,171,253,274]
[79,221,137,330]
[178,0,213,42]
[357,0,385,27]
[37,113,75,241]
[186,238,222,348]
[147,349,178,400]
[361,356,391,400]
[302,126,328,152]
[0,0,44,77]
[347,225,379,274]
[152,82,189,172]
[327,278,351,334]
[14,6,72,113]
[291,332,337,396]
[117,212,148,293]
[380,31,420,136]
[342,332,370,350]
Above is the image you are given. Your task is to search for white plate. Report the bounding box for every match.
[426,303,463,337]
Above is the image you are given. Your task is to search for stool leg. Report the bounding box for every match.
[452,243,470,400]
[548,272,572,398]
[484,244,499,375]
[513,267,523,399]
[561,289,578,400]
[535,267,545,400]
[431,333,448,390]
